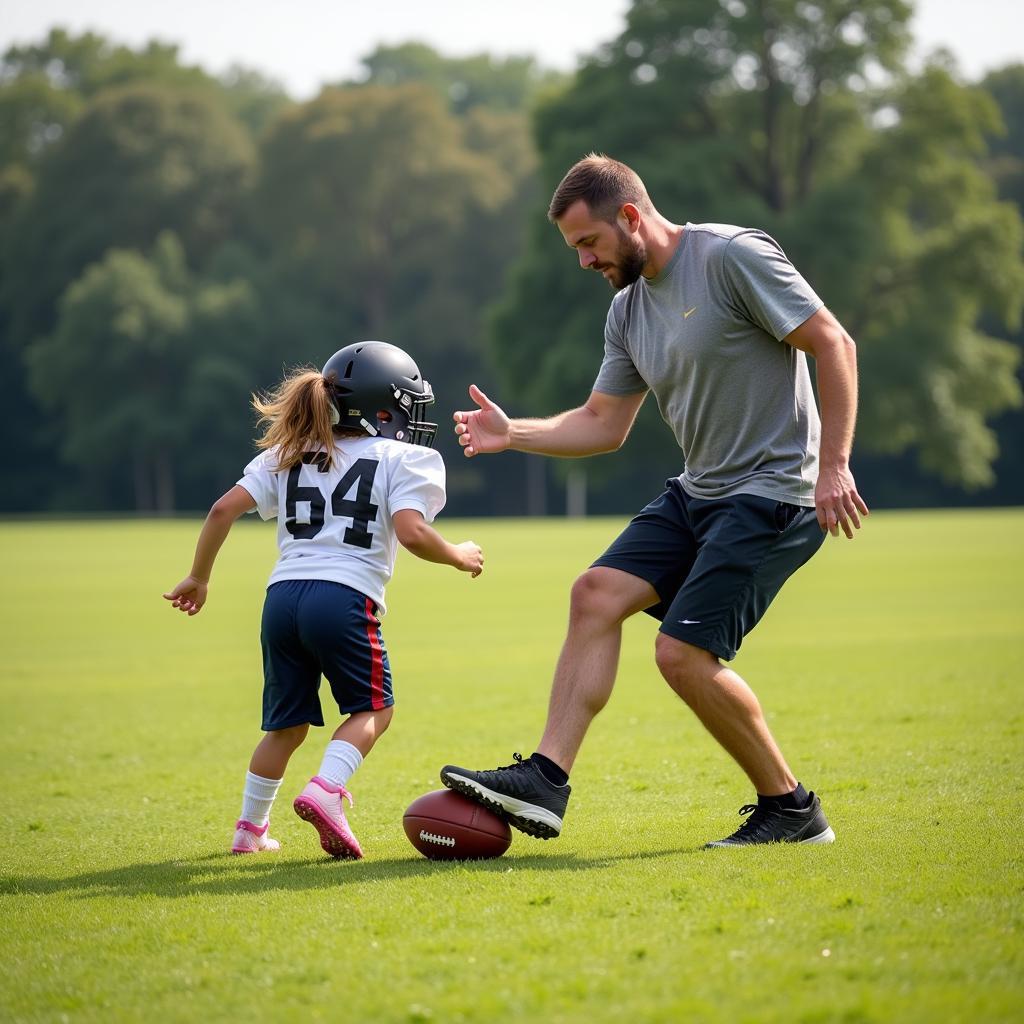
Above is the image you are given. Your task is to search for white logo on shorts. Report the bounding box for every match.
[679,619,702,625]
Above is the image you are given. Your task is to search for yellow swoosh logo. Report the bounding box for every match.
[683,307,696,318]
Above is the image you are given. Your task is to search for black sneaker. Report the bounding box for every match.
[704,793,835,847]
[440,753,570,839]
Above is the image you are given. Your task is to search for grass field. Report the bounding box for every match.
[1,509,1022,1023]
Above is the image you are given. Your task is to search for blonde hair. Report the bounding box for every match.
[252,367,341,471]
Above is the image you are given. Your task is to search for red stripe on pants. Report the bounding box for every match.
[364,598,385,710]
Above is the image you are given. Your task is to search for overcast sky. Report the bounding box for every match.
[2,0,1021,98]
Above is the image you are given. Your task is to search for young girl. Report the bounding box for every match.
[164,340,483,859]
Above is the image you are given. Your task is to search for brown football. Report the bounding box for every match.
[403,789,512,860]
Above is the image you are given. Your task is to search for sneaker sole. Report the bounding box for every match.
[705,825,837,848]
[230,836,280,854]
[441,771,562,839]
[802,825,836,844]
[293,797,363,860]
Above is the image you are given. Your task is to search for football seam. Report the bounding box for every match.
[418,830,456,847]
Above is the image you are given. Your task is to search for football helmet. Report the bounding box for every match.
[322,341,437,447]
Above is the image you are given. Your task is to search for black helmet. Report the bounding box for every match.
[322,341,437,447]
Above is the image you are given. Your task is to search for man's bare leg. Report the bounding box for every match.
[654,634,795,794]
[536,567,658,773]
[440,566,656,837]
[654,635,836,846]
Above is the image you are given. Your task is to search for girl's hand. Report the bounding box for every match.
[456,542,484,578]
[163,576,209,616]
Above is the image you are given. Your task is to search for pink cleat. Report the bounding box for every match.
[293,776,364,860]
[231,819,281,854]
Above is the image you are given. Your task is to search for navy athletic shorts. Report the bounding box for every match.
[260,579,393,731]
[592,480,825,661]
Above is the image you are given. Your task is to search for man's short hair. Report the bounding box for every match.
[547,153,653,223]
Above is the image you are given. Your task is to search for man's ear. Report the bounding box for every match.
[619,203,642,233]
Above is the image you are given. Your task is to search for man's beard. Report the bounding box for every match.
[596,228,647,288]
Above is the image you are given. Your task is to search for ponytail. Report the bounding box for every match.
[252,367,339,471]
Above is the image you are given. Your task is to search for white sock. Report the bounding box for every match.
[317,740,363,789]
[240,771,283,827]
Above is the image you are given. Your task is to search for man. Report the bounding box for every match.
[440,154,868,846]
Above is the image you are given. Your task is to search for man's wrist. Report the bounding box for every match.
[504,420,523,452]
[818,452,850,472]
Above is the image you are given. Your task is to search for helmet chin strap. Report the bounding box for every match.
[359,417,379,436]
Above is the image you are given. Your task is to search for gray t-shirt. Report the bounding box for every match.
[594,222,823,506]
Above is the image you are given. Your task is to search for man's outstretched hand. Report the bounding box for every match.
[453,384,512,457]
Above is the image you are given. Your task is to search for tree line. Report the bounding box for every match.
[2,1,1023,516]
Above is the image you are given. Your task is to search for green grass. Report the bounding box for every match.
[1,510,1021,1023]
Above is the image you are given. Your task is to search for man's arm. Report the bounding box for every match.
[453,385,647,458]
[784,307,869,539]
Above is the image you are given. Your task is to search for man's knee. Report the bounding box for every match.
[655,633,719,702]
[569,567,651,626]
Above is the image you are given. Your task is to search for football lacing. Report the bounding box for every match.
[419,830,455,847]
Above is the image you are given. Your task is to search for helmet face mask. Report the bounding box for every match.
[390,379,438,447]
[322,341,438,448]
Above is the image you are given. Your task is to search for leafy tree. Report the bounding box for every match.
[1,81,255,352]
[845,64,1023,487]
[552,0,910,214]
[218,65,293,139]
[1,29,214,99]
[975,63,1024,504]
[1,33,552,513]
[0,70,81,174]
[248,81,540,508]
[26,233,262,512]
[251,45,553,515]
[982,64,1024,209]
[491,0,1024,499]
[351,42,564,114]
[0,29,290,171]
[253,83,507,334]
[0,28,296,498]
[0,33,270,513]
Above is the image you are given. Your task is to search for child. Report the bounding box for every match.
[163,340,483,859]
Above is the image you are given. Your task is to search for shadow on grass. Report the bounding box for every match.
[0,844,698,900]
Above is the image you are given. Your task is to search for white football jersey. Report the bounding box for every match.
[238,436,446,614]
